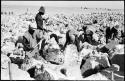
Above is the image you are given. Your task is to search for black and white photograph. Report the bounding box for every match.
[1,1,124,80]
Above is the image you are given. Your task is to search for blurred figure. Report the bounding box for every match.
[64,29,80,52]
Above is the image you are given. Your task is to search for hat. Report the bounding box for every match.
[39,6,45,14]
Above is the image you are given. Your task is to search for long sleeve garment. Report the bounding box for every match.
[35,13,44,30]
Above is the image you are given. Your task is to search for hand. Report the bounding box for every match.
[43,14,49,20]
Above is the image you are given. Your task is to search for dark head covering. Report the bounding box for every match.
[39,6,45,14]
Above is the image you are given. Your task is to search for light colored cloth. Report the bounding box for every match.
[1,63,34,80]
[1,54,11,69]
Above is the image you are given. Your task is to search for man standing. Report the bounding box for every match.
[35,6,50,59]
[35,6,50,46]
[35,6,48,31]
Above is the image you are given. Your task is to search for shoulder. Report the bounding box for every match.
[35,13,39,17]
[34,29,39,35]
[36,13,42,19]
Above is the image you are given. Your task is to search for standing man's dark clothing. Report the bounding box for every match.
[35,6,45,30]
[35,13,44,30]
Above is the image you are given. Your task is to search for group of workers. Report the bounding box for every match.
[15,6,48,60]
[15,6,124,65]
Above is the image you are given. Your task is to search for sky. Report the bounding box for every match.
[1,1,124,9]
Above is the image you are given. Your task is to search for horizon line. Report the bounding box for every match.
[2,4,124,10]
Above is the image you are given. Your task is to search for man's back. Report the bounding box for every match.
[23,31,37,48]
[23,29,43,52]
[35,13,43,30]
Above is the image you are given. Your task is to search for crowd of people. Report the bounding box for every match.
[1,6,124,80]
